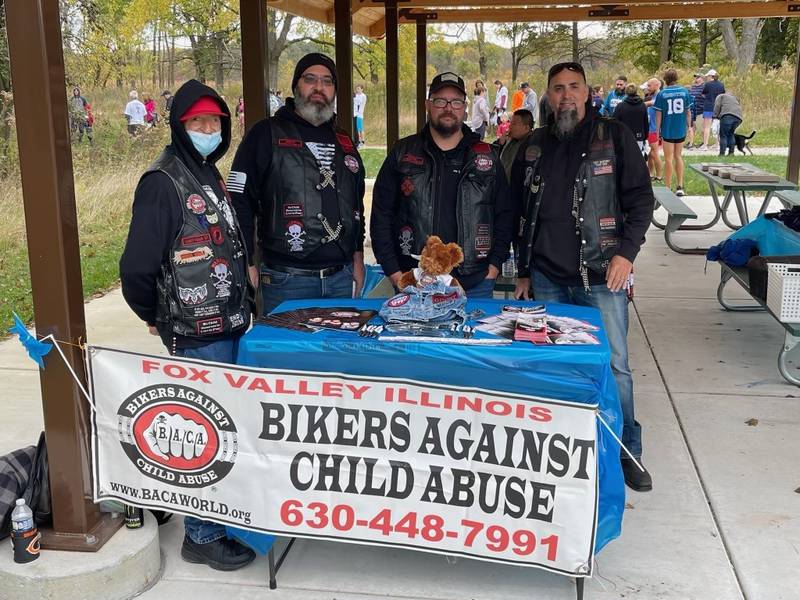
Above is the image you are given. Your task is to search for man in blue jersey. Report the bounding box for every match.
[602,75,627,116]
[654,69,693,196]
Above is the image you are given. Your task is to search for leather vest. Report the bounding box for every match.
[262,119,362,260]
[392,134,498,275]
[148,151,250,339]
[517,119,622,283]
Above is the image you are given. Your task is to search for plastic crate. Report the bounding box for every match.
[766,263,800,322]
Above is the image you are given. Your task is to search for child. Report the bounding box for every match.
[496,111,511,137]
[83,102,95,145]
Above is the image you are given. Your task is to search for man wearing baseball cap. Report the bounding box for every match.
[700,68,725,149]
[228,52,367,314]
[370,72,514,297]
[511,62,654,492]
[121,79,255,570]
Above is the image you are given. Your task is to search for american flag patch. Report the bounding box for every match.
[226,170,247,194]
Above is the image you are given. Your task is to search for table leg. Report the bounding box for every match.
[757,191,775,217]
[778,331,800,387]
[721,190,745,230]
[716,268,763,311]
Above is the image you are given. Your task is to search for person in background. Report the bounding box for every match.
[602,76,627,116]
[713,92,743,156]
[353,84,367,148]
[700,69,725,150]
[497,109,534,180]
[642,78,663,182]
[124,90,147,137]
[82,102,95,145]
[143,93,159,127]
[492,79,508,126]
[160,90,174,118]
[654,68,693,196]
[521,82,538,126]
[613,84,649,159]
[469,86,490,140]
[120,80,254,571]
[235,96,245,132]
[591,84,604,110]
[69,87,89,143]
[496,111,511,137]
[510,84,525,113]
[686,73,705,148]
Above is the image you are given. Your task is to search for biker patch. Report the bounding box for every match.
[186,194,206,215]
[209,225,224,245]
[196,317,224,335]
[400,177,415,197]
[344,155,359,173]
[181,233,211,246]
[336,132,355,153]
[283,204,304,218]
[474,155,493,172]
[401,153,424,166]
[592,159,614,176]
[525,144,541,162]
[173,246,213,266]
[475,224,491,258]
[599,217,617,231]
[229,312,246,328]
[398,226,414,255]
[179,284,208,305]
[286,220,306,252]
[209,258,232,299]
[278,138,302,148]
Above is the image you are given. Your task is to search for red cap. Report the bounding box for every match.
[180,96,225,121]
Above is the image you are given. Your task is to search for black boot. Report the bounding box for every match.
[621,458,652,492]
[181,535,256,571]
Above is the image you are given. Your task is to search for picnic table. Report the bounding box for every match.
[688,162,797,230]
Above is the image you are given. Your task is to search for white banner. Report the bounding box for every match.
[89,346,598,576]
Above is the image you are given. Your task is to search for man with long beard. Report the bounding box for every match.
[511,62,654,491]
[370,72,513,297]
[228,53,366,314]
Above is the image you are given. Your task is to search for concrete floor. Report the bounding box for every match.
[3,194,800,599]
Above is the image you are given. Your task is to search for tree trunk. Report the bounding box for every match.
[699,20,708,66]
[152,23,158,89]
[720,18,766,73]
[474,24,487,82]
[572,22,579,61]
[170,36,176,87]
[659,20,672,65]
[214,32,225,89]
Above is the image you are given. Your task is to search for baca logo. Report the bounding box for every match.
[117,384,238,488]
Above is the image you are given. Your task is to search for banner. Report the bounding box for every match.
[90,346,598,576]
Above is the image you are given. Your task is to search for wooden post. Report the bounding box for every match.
[788,41,800,183]
[240,0,269,132]
[334,0,354,139]
[5,0,121,551]
[385,0,400,148]
[416,19,427,132]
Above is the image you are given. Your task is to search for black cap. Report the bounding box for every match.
[521,82,530,88]
[547,62,587,85]
[428,72,466,97]
[292,52,337,90]
[160,90,171,96]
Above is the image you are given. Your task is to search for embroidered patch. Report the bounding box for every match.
[401,153,424,166]
[472,142,492,154]
[209,225,224,245]
[600,237,620,251]
[229,312,245,328]
[477,224,491,236]
[186,194,206,214]
[191,304,221,318]
[226,170,247,194]
[599,217,617,231]
[353,210,361,222]
[179,284,208,305]
[398,226,414,255]
[205,210,219,225]
[475,224,491,258]
[278,138,303,148]
[592,159,614,176]
[387,294,410,307]
[336,132,355,153]
[525,145,541,162]
[283,204,304,218]
[344,155,359,173]
[400,177,415,197]
[286,220,306,252]
[181,233,212,246]
[196,317,224,335]
[210,258,232,299]
[173,246,213,265]
[475,155,493,172]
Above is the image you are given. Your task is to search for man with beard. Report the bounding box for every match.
[511,62,654,491]
[370,72,513,297]
[601,75,627,116]
[228,53,366,314]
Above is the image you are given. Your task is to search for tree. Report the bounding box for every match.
[495,23,550,84]
[267,10,296,90]
[474,23,487,82]
[719,18,766,73]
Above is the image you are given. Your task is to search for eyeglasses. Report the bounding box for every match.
[301,73,335,87]
[430,98,466,110]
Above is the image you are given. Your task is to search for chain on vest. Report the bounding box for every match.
[392,135,498,275]
[149,151,250,339]
[517,119,623,288]
[262,119,362,260]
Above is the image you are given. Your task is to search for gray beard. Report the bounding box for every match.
[553,108,580,139]
[294,90,335,126]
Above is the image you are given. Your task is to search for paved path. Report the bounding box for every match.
[4,198,799,599]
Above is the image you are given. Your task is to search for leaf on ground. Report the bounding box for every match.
[625,502,635,509]
[745,418,759,426]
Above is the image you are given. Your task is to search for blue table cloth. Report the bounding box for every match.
[232,298,625,555]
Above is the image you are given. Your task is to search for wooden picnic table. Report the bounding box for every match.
[688,163,797,230]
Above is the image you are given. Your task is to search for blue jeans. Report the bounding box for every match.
[718,115,741,156]
[260,263,354,316]
[465,277,496,298]
[173,340,238,544]
[532,270,642,458]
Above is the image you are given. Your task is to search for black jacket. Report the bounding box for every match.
[613,95,649,142]
[120,79,244,349]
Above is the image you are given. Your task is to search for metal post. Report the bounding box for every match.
[240,0,269,131]
[385,0,400,148]
[416,19,427,132]
[5,0,121,550]
[334,0,354,139]
[787,42,800,183]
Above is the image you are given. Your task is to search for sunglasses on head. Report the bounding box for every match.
[547,62,586,82]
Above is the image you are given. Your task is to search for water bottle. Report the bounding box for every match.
[10,498,40,563]
[124,504,144,529]
[502,246,517,278]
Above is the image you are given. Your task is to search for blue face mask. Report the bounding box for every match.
[187,130,222,158]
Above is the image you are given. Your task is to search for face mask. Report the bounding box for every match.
[187,130,222,158]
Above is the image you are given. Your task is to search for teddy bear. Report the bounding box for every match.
[397,235,464,291]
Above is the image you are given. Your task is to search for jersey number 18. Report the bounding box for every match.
[666,98,684,115]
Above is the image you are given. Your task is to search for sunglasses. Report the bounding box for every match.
[547,62,586,83]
